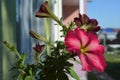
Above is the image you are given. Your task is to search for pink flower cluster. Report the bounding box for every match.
[65,15,106,72]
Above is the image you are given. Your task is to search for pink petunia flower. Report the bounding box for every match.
[65,28,106,72]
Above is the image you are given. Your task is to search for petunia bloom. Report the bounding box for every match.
[74,14,100,32]
[65,28,106,72]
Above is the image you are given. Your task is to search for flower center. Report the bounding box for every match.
[81,48,87,54]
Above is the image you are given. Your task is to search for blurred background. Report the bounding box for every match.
[0,0,120,80]
[88,0,120,80]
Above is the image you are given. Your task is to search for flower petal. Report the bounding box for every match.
[85,53,106,72]
[75,28,90,47]
[87,19,98,26]
[74,17,82,27]
[85,32,99,50]
[87,45,105,55]
[82,14,89,24]
[65,30,81,54]
[78,54,94,72]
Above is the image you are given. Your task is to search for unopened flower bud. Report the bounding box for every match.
[35,1,59,22]
[35,1,50,18]
[33,43,45,53]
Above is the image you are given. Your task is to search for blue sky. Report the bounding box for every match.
[87,0,120,29]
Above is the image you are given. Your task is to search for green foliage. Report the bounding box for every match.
[25,76,35,80]
[3,40,80,80]
[66,67,80,80]
[37,52,73,80]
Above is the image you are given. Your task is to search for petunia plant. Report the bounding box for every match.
[3,1,106,80]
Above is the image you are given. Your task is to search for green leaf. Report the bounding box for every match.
[68,22,75,30]
[3,41,22,59]
[25,76,35,80]
[17,74,23,80]
[66,67,80,80]
[29,68,33,76]
[21,52,26,64]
